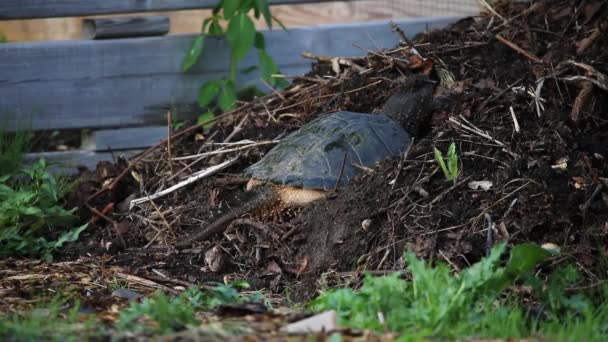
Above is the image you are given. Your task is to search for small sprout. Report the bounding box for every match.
[433,142,460,182]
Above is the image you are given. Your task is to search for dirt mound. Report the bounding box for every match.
[69,0,608,301]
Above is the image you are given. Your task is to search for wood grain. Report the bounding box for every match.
[92,126,168,151]
[0,0,338,20]
[24,150,141,174]
[0,1,478,42]
[83,16,170,39]
[0,17,459,131]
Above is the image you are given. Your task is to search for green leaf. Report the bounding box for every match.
[447,143,459,181]
[254,32,265,50]
[197,112,216,130]
[255,0,273,29]
[258,50,276,83]
[209,21,224,35]
[275,78,289,89]
[223,0,240,19]
[202,17,213,32]
[53,224,88,249]
[182,35,205,72]
[505,243,552,277]
[219,80,237,111]
[226,13,256,60]
[433,147,449,180]
[258,50,287,88]
[198,80,221,108]
[241,65,258,74]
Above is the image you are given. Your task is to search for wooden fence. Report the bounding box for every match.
[0,0,468,171]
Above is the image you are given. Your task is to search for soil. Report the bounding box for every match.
[44,0,608,305]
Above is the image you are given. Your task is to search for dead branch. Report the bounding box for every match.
[130,156,239,208]
[496,34,543,63]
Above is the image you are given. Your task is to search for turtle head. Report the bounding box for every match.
[381,74,435,137]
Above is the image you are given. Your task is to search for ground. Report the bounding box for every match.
[2,0,608,339]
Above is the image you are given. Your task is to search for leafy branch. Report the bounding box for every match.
[182,0,288,125]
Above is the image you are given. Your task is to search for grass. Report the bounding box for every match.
[117,281,265,334]
[0,297,100,342]
[1,283,266,340]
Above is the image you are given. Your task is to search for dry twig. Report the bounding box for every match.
[130,156,240,208]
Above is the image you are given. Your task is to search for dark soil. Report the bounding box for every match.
[59,0,608,302]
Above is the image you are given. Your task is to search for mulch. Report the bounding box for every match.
[2,0,607,317]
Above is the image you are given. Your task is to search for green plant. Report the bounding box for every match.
[117,282,265,334]
[433,142,459,182]
[0,127,31,177]
[310,243,554,339]
[0,158,87,260]
[182,0,288,124]
[0,297,99,341]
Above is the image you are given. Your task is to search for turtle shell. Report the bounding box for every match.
[244,111,411,191]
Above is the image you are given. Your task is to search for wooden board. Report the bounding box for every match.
[92,126,168,151]
[0,0,338,20]
[0,17,460,131]
[24,150,141,174]
[0,1,479,42]
[83,16,170,39]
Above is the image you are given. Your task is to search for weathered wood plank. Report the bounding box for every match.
[0,17,460,131]
[92,126,168,151]
[0,0,339,20]
[0,1,478,42]
[24,150,141,174]
[83,16,170,40]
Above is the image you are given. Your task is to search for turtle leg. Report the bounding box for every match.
[175,185,278,248]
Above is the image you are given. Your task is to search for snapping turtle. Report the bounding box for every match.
[176,75,434,247]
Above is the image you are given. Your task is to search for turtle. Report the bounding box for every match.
[176,75,435,247]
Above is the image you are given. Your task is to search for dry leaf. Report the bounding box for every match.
[468,180,494,191]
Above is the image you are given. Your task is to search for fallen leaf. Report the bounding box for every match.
[264,260,282,276]
[205,245,225,272]
[572,177,588,190]
[468,180,494,191]
[281,310,338,334]
[112,288,143,301]
[551,158,568,171]
[408,55,434,74]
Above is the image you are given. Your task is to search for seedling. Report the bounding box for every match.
[434,142,459,182]
[182,0,288,124]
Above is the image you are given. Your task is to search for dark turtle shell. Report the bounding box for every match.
[244,111,411,191]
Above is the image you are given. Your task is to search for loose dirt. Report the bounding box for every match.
[54,0,608,303]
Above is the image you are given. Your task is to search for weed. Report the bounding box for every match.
[117,282,265,334]
[0,128,31,177]
[433,142,459,182]
[0,123,87,260]
[0,297,99,342]
[182,0,288,124]
[309,243,582,340]
[117,291,199,334]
